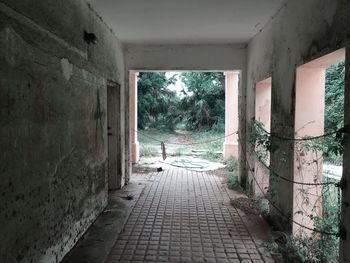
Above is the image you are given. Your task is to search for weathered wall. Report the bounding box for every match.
[125,44,247,71]
[0,0,125,262]
[246,0,350,260]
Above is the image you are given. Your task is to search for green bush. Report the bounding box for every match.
[226,157,239,172]
[203,150,222,162]
[226,158,239,188]
[228,170,239,188]
[211,119,225,133]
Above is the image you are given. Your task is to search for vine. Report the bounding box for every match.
[248,120,343,262]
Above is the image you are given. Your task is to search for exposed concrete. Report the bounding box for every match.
[0,0,125,262]
[88,0,285,45]
[125,44,247,72]
[2,0,350,262]
[245,0,350,260]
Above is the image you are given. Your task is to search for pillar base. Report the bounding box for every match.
[223,142,238,160]
[131,142,140,164]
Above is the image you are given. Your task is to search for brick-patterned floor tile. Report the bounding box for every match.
[105,169,273,263]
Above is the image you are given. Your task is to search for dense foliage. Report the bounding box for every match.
[180,72,225,131]
[138,62,344,137]
[137,72,179,130]
[249,62,345,263]
[138,72,225,132]
[324,61,345,164]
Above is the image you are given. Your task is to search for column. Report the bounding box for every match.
[223,71,239,160]
[130,71,140,163]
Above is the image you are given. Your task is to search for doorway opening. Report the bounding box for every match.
[107,81,122,190]
[130,71,240,183]
[254,77,272,197]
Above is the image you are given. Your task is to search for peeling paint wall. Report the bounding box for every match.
[0,0,125,262]
[246,0,350,260]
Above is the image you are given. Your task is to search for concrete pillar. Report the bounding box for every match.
[130,71,139,164]
[223,72,239,160]
[293,67,325,235]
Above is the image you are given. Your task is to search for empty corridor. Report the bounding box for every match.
[103,168,274,263]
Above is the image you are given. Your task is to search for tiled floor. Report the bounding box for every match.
[106,169,273,263]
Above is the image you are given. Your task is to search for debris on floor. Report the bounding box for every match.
[137,156,226,171]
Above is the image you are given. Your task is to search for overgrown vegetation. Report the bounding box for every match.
[226,158,239,188]
[138,128,225,162]
[324,61,345,165]
[249,62,345,263]
[266,233,336,263]
[180,72,225,131]
[139,145,158,157]
[250,120,341,262]
[138,72,225,132]
[137,72,179,130]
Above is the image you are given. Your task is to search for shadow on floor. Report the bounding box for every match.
[61,175,152,263]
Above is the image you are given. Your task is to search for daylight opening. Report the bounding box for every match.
[254,77,272,196]
[130,71,240,185]
[293,48,345,262]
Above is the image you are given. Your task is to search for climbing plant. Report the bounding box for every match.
[249,119,341,263]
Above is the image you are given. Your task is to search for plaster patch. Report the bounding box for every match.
[82,69,87,80]
[61,58,73,81]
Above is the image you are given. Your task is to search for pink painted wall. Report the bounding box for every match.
[293,67,325,235]
[292,49,345,235]
[130,71,140,163]
[223,72,239,160]
[255,79,272,131]
[254,78,271,196]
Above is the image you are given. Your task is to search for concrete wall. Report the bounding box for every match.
[0,0,125,262]
[245,0,350,260]
[125,44,247,71]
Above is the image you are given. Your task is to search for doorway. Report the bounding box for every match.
[107,81,122,190]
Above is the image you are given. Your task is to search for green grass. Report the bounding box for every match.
[138,129,175,145]
[139,145,158,157]
[170,147,190,157]
[189,131,225,161]
[137,129,225,162]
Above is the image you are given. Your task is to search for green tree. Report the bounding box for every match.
[180,72,225,131]
[324,61,345,164]
[137,72,179,130]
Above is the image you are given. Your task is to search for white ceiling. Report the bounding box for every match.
[88,0,285,45]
